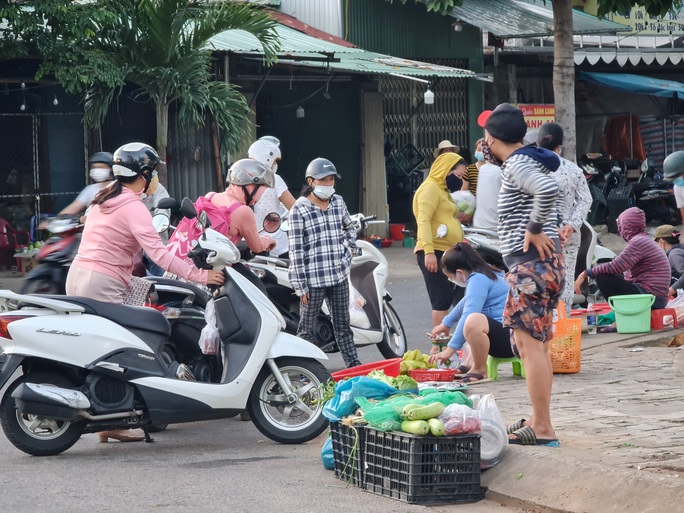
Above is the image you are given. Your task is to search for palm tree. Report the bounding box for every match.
[85,0,280,185]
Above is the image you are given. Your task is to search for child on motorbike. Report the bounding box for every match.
[66,142,225,442]
[288,158,362,369]
[249,137,296,258]
[428,243,514,383]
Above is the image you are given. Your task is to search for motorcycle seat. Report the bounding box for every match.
[251,256,290,268]
[41,295,171,337]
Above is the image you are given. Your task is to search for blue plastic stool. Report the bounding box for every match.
[486,355,526,381]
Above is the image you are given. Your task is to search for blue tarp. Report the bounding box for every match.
[579,72,684,100]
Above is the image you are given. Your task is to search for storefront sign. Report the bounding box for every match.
[516,104,556,129]
[575,1,684,35]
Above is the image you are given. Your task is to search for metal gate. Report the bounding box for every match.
[381,59,469,223]
[0,112,86,237]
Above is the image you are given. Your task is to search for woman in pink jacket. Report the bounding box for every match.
[65,143,224,443]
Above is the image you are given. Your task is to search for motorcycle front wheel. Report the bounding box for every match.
[377,302,407,359]
[247,357,330,444]
[0,372,85,456]
[19,278,61,295]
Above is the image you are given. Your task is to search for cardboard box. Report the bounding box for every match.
[14,252,39,275]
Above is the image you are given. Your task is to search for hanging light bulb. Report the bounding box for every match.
[20,103,26,111]
[296,105,305,119]
[424,87,435,105]
[53,93,59,106]
[20,82,25,89]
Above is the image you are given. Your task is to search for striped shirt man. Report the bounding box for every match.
[497,147,561,267]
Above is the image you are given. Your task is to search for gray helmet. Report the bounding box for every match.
[663,151,684,180]
[88,151,113,167]
[305,158,340,180]
[228,158,275,188]
[112,143,161,177]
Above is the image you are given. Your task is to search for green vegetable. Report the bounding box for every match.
[393,374,418,390]
[318,379,337,405]
[405,402,445,421]
[367,370,395,386]
[428,418,445,436]
[401,403,424,418]
[401,420,430,435]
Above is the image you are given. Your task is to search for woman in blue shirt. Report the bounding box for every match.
[428,243,513,383]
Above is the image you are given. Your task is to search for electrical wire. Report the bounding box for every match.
[255,83,328,110]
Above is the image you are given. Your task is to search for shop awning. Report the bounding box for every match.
[444,0,629,38]
[574,49,684,67]
[208,19,474,79]
[579,72,684,100]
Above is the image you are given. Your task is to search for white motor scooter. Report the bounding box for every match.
[0,199,330,456]
[246,214,407,359]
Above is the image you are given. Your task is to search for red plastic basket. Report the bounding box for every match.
[408,368,457,382]
[330,358,402,382]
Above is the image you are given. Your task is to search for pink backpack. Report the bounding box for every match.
[167,193,241,262]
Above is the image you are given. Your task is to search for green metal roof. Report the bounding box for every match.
[208,24,474,78]
[446,0,630,39]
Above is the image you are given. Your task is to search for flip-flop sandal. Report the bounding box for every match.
[454,364,469,375]
[508,425,560,447]
[454,373,490,384]
[506,418,528,435]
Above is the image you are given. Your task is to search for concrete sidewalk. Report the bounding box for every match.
[2,249,684,512]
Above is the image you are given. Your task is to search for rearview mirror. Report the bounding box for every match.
[180,197,197,219]
[198,211,211,229]
[262,212,281,233]
[157,197,180,210]
[152,213,170,234]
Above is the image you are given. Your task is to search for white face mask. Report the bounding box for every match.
[90,168,110,183]
[272,163,278,174]
[448,270,468,288]
[313,185,335,200]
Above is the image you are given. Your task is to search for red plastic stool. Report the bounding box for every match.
[650,308,678,330]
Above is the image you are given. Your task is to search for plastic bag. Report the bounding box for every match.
[473,394,508,469]
[322,376,399,422]
[438,403,481,435]
[198,298,220,355]
[451,190,476,225]
[349,281,370,329]
[321,435,335,470]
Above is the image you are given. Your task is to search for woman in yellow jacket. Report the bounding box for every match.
[413,152,466,326]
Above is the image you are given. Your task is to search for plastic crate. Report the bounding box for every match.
[329,423,366,487]
[363,429,482,504]
[606,185,635,233]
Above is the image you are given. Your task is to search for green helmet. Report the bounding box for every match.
[663,151,684,180]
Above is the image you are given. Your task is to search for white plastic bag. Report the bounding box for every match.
[349,282,371,329]
[450,190,476,225]
[198,298,220,355]
[473,394,508,469]
[438,403,481,435]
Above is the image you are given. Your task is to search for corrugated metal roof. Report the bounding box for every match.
[208,23,474,78]
[446,0,630,39]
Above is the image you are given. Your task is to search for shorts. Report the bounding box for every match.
[416,250,456,311]
[503,253,565,343]
[485,316,515,359]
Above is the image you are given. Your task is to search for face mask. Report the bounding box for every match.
[90,168,110,182]
[481,140,503,166]
[448,271,468,288]
[474,151,484,162]
[146,172,159,195]
[272,163,278,174]
[313,185,335,200]
[673,177,684,187]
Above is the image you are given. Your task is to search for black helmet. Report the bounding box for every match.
[88,152,113,167]
[663,151,684,180]
[305,158,340,180]
[112,143,161,177]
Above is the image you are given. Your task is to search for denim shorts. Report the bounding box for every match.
[503,253,565,344]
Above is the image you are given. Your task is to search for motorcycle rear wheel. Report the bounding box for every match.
[247,357,330,444]
[378,302,407,359]
[19,279,61,295]
[0,372,85,456]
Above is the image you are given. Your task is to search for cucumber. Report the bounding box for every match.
[401,403,425,418]
[428,418,445,436]
[406,402,445,421]
[401,420,430,436]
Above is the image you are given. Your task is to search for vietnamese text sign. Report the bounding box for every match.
[516,104,556,129]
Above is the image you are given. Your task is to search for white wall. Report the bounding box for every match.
[278,0,343,37]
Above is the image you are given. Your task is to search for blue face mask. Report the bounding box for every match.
[474,151,484,162]
[674,177,684,187]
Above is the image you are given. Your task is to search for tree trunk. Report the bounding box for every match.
[552,0,576,162]
[155,101,170,187]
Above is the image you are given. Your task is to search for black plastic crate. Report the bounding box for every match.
[606,185,635,233]
[329,423,366,487]
[363,429,482,504]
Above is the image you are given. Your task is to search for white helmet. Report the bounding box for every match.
[248,139,281,171]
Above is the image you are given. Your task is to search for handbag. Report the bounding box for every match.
[122,276,154,306]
